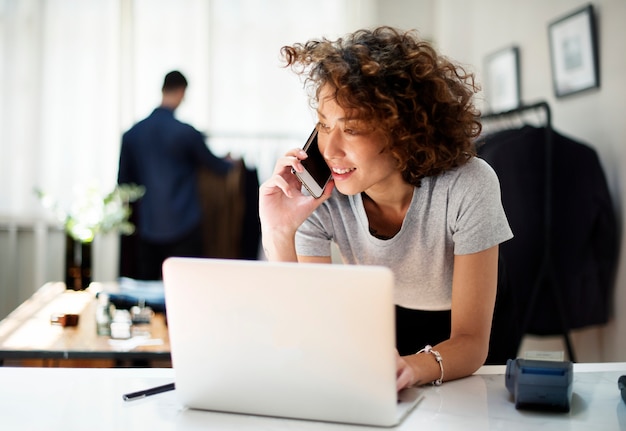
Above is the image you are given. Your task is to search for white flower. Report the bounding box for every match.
[35,184,145,243]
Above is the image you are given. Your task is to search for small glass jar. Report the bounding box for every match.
[110,309,132,339]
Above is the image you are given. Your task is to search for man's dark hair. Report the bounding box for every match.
[162,70,188,91]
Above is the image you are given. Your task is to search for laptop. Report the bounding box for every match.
[162,257,422,427]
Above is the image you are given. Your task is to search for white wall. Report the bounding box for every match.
[428,0,626,362]
[374,0,436,41]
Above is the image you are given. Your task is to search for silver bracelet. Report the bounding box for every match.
[415,344,444,386]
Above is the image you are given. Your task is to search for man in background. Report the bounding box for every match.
[118,70,233,280]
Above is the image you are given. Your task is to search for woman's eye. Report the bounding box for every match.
[318,122,330,132]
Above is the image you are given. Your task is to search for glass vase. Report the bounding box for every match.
[65,234,92,290]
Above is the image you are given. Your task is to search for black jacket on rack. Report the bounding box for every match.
[478,125,618,340]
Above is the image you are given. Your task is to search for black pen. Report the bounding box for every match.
[123,382,176,401]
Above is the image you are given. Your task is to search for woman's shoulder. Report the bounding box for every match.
[421,157,501,201]
[459,156,496,175]
[432,156,498,184]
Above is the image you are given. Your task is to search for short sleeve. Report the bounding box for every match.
[450,158,513,255]
[295,202,334,257]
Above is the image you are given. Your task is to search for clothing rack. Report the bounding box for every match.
[480,101,576,362]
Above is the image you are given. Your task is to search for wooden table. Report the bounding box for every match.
[0,282,171,367]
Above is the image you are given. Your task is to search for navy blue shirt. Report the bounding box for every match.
[118,107,232,243]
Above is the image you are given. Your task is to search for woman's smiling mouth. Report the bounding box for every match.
[332,167,356,175]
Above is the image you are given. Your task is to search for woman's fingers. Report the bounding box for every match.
[260,171,295,198]
[272,149,307,175]
[396,352,415,391]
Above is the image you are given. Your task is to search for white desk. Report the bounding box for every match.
[1,363,624,430]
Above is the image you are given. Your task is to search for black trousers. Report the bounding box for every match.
[395,305,451,356]
[135,224,204,280]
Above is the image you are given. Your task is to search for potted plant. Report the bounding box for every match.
[35,184,145,290]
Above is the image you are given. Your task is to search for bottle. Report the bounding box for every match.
[95,293,112,336]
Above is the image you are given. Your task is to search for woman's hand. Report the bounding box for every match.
[259,148,334,260]
[259,148,333,232]
[396,350,415,391]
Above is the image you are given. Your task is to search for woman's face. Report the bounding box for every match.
[316,86,401,196]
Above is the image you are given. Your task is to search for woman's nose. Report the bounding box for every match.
[319,129,342,160]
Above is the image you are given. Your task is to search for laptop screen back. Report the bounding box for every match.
[162,257,405,426]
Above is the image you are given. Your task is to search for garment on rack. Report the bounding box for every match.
[197,160,261,260]
[120,161,261,280]
[478,125,618,335]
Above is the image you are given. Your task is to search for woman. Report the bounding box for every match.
[259,26,513,391]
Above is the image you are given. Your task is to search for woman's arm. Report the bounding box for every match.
[397,245,499,389]
[298,255,333,264]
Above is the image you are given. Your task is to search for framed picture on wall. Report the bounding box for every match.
[548,4,599,98]
[484,46,520,114]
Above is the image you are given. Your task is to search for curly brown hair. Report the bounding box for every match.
[281,26,481,187]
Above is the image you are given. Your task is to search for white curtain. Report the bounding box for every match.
[1,0,122,216]
[0,0,375,218]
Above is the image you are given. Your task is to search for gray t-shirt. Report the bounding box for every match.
[295,157,513,311]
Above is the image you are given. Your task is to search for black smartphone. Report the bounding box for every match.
[293,127,332,198]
